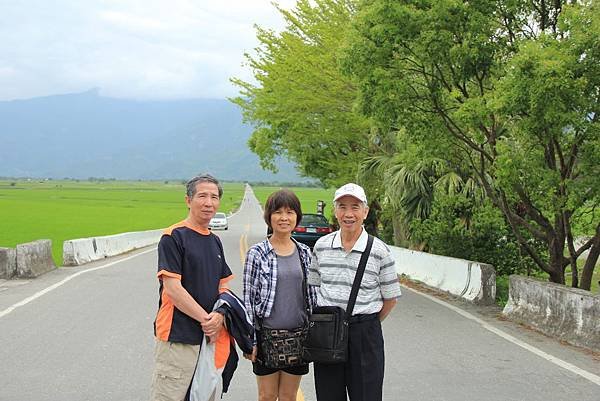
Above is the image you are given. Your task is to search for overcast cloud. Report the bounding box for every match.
[0,0,296,101]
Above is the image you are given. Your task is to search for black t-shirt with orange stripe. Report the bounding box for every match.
[154,221,233,345]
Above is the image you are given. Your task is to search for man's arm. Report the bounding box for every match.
[162,277,224,337]
[378,298,397,322]
[162,277,209,323]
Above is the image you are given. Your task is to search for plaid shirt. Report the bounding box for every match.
[243,238,317,333]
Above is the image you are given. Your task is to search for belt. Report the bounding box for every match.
[348,313,378,323]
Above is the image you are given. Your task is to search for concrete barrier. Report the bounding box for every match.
[63,229,164,266]
[390,246,496,304]
[0,247,17,279]
[16,240,56,278]
[502,275,600,351]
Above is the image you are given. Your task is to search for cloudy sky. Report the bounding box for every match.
[0,0,296,101]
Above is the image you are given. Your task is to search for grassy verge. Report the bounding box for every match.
[0,179,244,265]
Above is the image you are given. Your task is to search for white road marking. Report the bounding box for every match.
[404,285,600,386]
[0,248,156,319]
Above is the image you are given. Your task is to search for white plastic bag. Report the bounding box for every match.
[190,336,222,401]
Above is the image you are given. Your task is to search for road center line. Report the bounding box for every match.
[403,285,600,386]
[239,233,248,264]
[0,247,156,320]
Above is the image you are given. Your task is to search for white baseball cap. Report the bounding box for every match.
[333,183,367,204]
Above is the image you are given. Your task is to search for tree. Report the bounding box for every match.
[344,0,600,289]
[231,0,369,187]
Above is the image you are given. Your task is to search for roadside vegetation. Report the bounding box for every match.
[0,179,244,265]
[232,0,600,299]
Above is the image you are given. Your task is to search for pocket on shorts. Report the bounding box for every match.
[156,362,183,380]
[152,362,185,400]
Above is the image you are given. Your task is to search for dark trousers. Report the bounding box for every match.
[313,314,385,401]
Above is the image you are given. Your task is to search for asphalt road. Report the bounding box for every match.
[1,185,598,401]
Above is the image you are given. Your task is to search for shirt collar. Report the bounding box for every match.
[265,237,303,255]
[332,227,368,252]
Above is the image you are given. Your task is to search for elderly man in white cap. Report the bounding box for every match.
[307,182,401,401]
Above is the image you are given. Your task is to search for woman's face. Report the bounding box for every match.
[270,206,297,236]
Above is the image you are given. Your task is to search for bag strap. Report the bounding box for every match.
[295,242,312,309]
[345,234,374,319]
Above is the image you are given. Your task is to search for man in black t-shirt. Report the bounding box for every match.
[150,174,233,401]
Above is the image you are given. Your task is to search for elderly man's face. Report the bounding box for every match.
[185,181,221,227]
[334,195,369,236]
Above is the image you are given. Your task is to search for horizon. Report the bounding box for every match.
[0,177,319,186]
[0,88,235,103]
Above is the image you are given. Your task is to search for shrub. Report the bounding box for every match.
[410,194,539,277]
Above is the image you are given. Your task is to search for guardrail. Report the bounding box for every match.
[0,240,55,279]
[390,245,496,305]
[503,275,600,351]
[63,229,164,266]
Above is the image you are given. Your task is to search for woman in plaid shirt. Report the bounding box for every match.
[243,189,317,401]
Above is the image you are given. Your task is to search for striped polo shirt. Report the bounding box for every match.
[307,228,401,315]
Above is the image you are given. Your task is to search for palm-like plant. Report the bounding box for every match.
[358,132,484,247]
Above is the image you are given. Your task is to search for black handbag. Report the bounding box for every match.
[257,326,307,368]
[303,235,374,364]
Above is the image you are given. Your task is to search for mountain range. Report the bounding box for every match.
[0,89,303,182]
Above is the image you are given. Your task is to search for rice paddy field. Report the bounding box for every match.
[0,180,334,266]
[0,179,245,265]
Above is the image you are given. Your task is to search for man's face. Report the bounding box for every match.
[334,195,369,236]
[185,182,221,227]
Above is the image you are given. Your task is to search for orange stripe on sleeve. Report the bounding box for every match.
[155,291,174,341]
[157,270,182,280]
[219,275,234,287]
[163,221,186,236]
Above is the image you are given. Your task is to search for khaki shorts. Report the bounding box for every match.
[150,339,200,401]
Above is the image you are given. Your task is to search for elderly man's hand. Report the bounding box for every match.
[243,346,257,362]
[201,311,224,338]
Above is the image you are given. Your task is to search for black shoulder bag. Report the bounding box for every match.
[303,234,374,364]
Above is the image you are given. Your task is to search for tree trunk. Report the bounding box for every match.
[570,261,579,288]
[580,234,600,291]
[364,205,379,237]
[547,235,567,284]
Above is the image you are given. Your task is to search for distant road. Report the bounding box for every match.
[0,185,598,401]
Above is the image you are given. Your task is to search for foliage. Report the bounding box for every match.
[231,0,370,187]
[495,275,510,307]
[357,126,483,246]
[410,194,540,277]
[344,0,600,289]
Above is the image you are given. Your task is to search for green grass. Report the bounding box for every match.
[252,186,336,221]
[0,179,244,265]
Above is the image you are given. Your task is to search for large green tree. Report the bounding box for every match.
[345,0,600,289]
[231,0,369,187]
